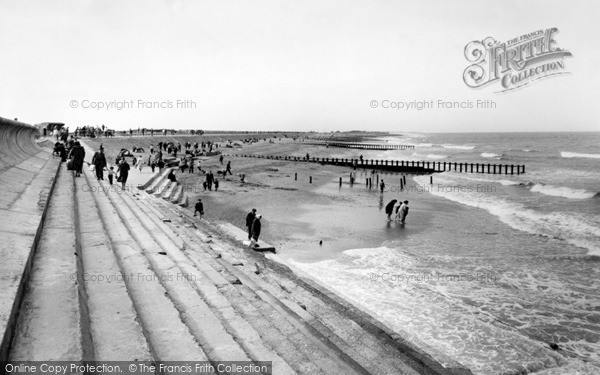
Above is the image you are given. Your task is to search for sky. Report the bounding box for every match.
[1,0,599,132]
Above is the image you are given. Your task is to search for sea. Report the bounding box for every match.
[281,132,600,375]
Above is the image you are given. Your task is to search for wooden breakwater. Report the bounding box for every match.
[302,140,415,150]
[227,154,526,175]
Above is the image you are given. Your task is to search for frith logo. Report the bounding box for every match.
[463,28,572,92]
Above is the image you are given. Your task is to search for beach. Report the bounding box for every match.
[85,132,600,375]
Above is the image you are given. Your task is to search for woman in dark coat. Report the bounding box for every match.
[68,141,86,177]
[250,214,262,246]
[385,199,398,221]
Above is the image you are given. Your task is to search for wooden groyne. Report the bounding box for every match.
[302,140,415,150]
[228,153,526,175]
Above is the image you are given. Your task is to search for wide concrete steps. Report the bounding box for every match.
[9,166,83,361]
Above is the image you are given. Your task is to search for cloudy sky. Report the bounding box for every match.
[1,0,599,132]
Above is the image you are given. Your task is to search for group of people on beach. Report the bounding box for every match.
[385,199,409,224]
[245,208,262,247]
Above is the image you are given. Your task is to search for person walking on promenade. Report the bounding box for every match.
[245,208,257,240]
[117,158,130,190]
[68,141,85,177]
[380,180,385,193]
[398,200,409,224]
[385,199,397,221]
[225,161,232,175]
[250,214,262,247]
[107,166,114,185]
[92,148,107,180]
[194,198,204,217]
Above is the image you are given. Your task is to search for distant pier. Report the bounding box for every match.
[228,154,526,175]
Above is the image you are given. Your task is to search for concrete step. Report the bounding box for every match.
[153,178,171,197]
[73,170,153,361]
[81,171,208,361]
[98,182,251,363]
[0,155,58,361]
[170,185,183,204]
[144,168,171,194]
[9,166,84,361]
[137,194,366,374]
[161,181,177,200]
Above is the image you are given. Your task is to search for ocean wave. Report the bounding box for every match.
[412,153,448,159]
[560,151,600,159]
[442,144,477,150]
[481,152,502,159]
[415,143,433,147]
[529,183,597,199]
[447,174,521,186]
[413,175,600,255]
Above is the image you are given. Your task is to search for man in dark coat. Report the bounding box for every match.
[68,141,86,177]
[245,208,257,240]
[206,171,214,190]
[92,148,107,180]
[168,169,177,183]
[250,214,262,247]
[117,159,130,189]
[194,199,204,217]
[385,199,398,221]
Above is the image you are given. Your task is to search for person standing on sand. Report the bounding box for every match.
[206,171,214,190]
[398,200,409,224]
[250,214,262,247]
[380,180,385,193]
[393,200,402,219]
[245,208,257,240]
[194,199,204,217]
[92,148,107,180]
[219,155,224,165]
[385,199,397,221]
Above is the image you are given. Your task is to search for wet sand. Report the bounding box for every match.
[175,140,463,263]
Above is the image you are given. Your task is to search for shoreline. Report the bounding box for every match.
[78,135,599,374]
